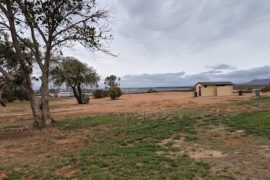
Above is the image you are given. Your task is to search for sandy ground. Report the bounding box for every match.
[0,92,259,123]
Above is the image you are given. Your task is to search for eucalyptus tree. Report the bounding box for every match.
[0,0,112,126]
[51,57,100,104]
[0,31,33,107]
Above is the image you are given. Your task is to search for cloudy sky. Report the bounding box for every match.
[64,0,270,87]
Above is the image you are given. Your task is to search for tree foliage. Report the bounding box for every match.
[0,31,31,106]
[93,89,109,99]
[0,0,112,125]
[51,57,100,104]
[104,75,122,100]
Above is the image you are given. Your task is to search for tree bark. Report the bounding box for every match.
[77,83,83,102]
[0,89,7,107]
[39,68,53,125]
[2,1,40,124]
[72,86,83,104]
[0,66,15,81]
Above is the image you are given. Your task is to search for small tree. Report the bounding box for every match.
[51,57,100,104]
[104,75,122,100]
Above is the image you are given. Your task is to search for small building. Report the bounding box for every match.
[195,82,234,97]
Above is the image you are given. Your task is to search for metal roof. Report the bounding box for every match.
[195,82,233,86]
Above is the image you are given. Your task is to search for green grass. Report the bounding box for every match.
[225,111,270,138]
[235,97,270,107]
[55,114,118,130]
[2,112,225,179]
[55,113,220,179]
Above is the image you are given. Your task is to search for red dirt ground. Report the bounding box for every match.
[0,92,259,123]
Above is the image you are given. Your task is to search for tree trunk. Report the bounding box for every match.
[0,90,7,107]
[72,86,83,104]
[23,74,40,125]
[40,71,53,125]
[0,82,6,107]
[77,83,83,102]
[3,1,41,125]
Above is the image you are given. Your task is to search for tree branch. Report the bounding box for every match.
[0,66,15,81]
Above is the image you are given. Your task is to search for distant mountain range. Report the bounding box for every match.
[245,79,270,85]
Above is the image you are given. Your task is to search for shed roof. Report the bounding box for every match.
[195,82,233,86]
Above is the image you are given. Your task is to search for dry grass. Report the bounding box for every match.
[0,92,258,126]
[0,92,270,179]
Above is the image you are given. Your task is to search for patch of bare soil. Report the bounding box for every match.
[0,92,258,126]
[157,134,227,159]
[0,129,33,141]
[188,149,226,158]
[55,166,80,178]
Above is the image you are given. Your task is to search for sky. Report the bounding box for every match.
[63,0,270,87]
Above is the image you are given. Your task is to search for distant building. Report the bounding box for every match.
[195,82,234,97]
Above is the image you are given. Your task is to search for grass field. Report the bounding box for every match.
[0,93,270,179]
[225,98,270,138]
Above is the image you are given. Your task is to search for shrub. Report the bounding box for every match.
[93,89,109,99]
[81,94,90,104]
[104,75,122,100]
[49,89,59,97]
[109,87,122,100]
[261,85,270,93]
[147,88,157,93]
[243,88,253,93]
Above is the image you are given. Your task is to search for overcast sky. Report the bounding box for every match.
[63,0,270,87]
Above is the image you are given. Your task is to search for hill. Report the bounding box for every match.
[247,79,270,85]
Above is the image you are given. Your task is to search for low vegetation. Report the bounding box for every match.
[1,96,270,179]
[261,85,270,92]
[104,75,122,100]
[225,111,270,138]
[1,113,219,179]
[147,88,158,93]
[92,89,109,99]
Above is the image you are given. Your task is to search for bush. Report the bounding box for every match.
[261,85,270,93]
[243,88,253,93]
[81,94,90,104]
[147,88,157,93]
[93,89,109,99]
[3,83,29,102]
[109,87,122,100]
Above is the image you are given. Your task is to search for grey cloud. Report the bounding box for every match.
[205,64,236,70]
[121,72,185,87]
[63,0,270,79]
[117,0,270,53]
[121,66,270,87]
[220,66,270,81]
